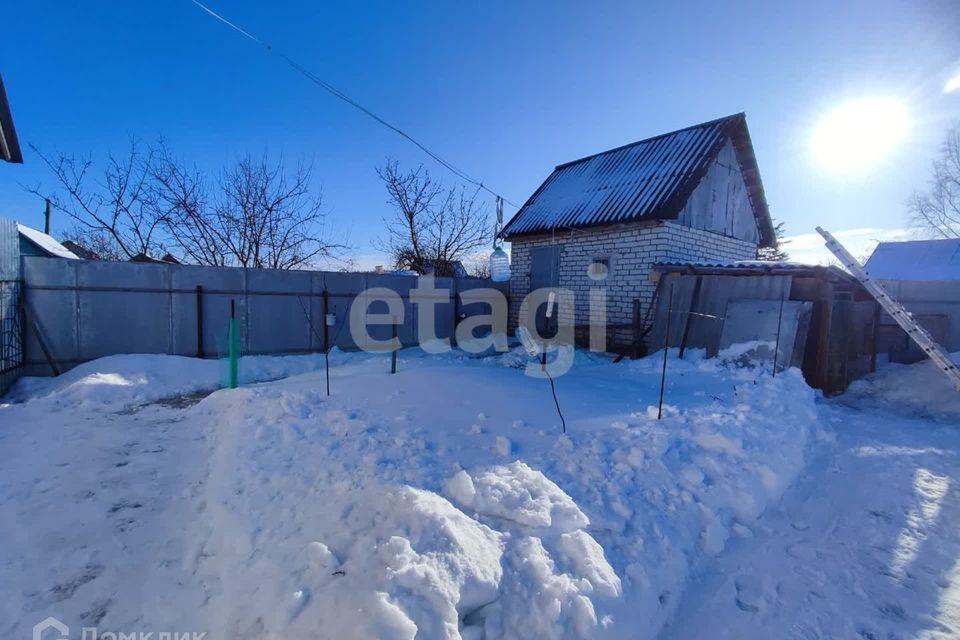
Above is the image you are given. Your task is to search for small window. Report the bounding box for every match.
[588,257,611,281]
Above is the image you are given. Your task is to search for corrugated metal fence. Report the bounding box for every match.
[20,256,508,377]
[0,216,23,394]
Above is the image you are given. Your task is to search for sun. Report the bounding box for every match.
[811,97,909,173]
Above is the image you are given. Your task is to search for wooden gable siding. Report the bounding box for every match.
[676,140,758,245]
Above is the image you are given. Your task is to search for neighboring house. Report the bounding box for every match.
[501,113,774,346]
[61,240,101,260]
[864,238,960,359]
[422,258,468,279]
[17,223,79,260]
[129,252,181,265]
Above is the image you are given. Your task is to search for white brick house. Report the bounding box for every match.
[501,113,775,347]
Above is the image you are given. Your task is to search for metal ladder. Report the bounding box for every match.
[816,226,960,391]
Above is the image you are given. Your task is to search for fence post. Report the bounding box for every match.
[195,285,204,358]
[657,284,674,420]
[322,289,331,396]
[772,289,786,377]
[228,299,238,389]
[631,298,641,358]
[390,315,398,374]
[451,280,460,347]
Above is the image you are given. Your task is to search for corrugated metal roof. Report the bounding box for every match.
[502,113,773,243]
[655,260,857,283]
[865,238,960,281]
[17,224,79,260]
[0,74,23,164]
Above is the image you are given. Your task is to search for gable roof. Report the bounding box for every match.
[17,224,79,259]
[864,238,960,281]
[0,74,22,164]
[501,113,774,245]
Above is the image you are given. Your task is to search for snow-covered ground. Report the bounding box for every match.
[1,347,958,639]
[665,358,960,640]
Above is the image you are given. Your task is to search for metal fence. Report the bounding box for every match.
[0,280,23,393]
[0,217,21,394]
[21,256,509,377]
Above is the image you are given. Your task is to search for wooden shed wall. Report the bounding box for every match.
[647,272,791,355]
[649,271,877,394]
[676,140,759,245]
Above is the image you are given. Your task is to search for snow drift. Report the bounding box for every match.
[2,348,821,639]
[186,350,819,639]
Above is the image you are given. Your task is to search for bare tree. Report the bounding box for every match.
[909,123,960,239]
[29,140,345,269]
[376,160,490,276]
[215,154,340,269]
[149,144,227,266]
[467,256,491,279]
[28,141,164,259]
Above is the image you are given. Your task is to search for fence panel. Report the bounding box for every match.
[0,217,22,394]
[20,256,509,376]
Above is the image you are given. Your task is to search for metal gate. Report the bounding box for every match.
[0,216,22,395]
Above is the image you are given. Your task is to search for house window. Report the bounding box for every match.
[588,256,611,281]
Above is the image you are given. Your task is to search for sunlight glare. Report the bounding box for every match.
[946,71,960,94]
[811,97,909,173]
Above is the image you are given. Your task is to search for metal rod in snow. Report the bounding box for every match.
[772,287,786,377]
[228,299,238,389]
[658,283,674,420]
[322,289,330,396]
[390,315,398,374]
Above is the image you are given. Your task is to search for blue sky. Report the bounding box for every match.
[1,0,958,266]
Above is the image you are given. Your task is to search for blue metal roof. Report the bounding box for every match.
[502,113,773,244]
[865,238,960,281]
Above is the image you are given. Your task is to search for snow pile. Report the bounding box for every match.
[844,352,960,419]
[188,351,819,639]
[5,352,331,408]
[1,347,821,639]
[444,463,619,637]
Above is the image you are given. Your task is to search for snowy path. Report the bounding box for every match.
[662,398,960,640]
[0,395,211,637]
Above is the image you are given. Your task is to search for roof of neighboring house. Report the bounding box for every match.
[501,113,774,245]
[0,74,23,164]
[422,258,467,278]
[864,238,960,281]
[17,224,79,259]
[129,252,181,264]
[60,240,101,260]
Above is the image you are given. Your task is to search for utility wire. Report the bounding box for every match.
[188,0,521,209]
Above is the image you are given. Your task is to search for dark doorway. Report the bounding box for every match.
[530,245,560,335]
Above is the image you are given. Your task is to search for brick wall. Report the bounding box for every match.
[508,220,757,343]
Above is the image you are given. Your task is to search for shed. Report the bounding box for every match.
[650,261,877,394]
[863,238,960,360]
[17,224,79,260]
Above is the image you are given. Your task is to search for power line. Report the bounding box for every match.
[188,0,520,209]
